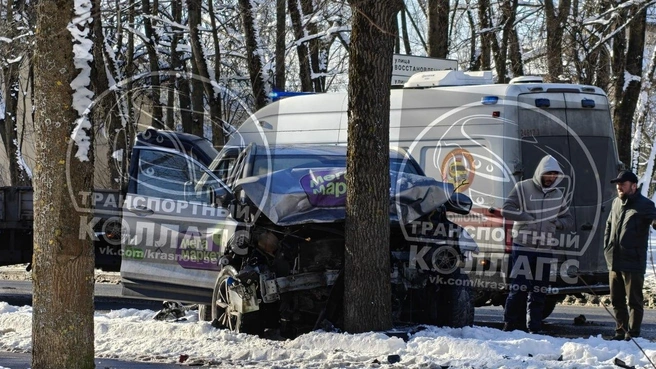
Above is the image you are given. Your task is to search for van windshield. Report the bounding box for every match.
[252,155,420,176]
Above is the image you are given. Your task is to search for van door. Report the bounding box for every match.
[517,91,617,284]
[120,147,237,304]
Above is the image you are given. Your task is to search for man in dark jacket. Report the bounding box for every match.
[492,155,573,334]
[604,170,656,341]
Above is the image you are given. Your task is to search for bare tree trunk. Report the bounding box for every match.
[427,0,449,58]
[301,0,325,92]
[289,0,313,91]
[493,0,517,83]
[0,0,30,186]
[344,0,402,334]
[467,6,480,70]
[630,30,656,171]
[613,6,647,167]
[275,0,287,90]
[179,75,194,133]
[91,0,124,188]
[477,0,492,70]
[400,7,412,54]
[166,0,182,129]
[32,0,95,367]
[169,0,192,135]
[190,54,205,137]
[126,0,136,140]
[188,0,223,141]
[544,0,572,82]
[394,14,400,53]
[187,0,206,137]
[142,0,164,128]
[208,0,225,145]
[508,28,524,77]
[239,0,269,109]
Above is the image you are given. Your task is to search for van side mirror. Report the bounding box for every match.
[445,192,472,215]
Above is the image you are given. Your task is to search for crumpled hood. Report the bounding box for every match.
[235,167,454,226]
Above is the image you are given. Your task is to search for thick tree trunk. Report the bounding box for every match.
[544,0,571,82]
[142,0,164,128]
[91,0,124,188]
[190,54,205,138]
[344,0,402,334]
[288,0,313,91]
[239,0,269,109]
[188,0,223,142]
[613,7,647,168]
[299,0,326,92]
[508,28,524,77]
[467,7,479,71]
[188,0,206,137]
[427,0,449,58]
[32,0,95,367]
[493,0,517,83]
[477,0,491,70]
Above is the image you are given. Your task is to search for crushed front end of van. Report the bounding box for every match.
[207,167,478,338]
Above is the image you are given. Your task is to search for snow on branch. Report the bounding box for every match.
[67,0,95,161]
[584,0,656,54]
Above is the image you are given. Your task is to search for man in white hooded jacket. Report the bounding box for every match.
[492,155,574,333]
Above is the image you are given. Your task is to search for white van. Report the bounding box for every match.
[228,70,621,312]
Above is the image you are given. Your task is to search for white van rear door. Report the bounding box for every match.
[517,91,616,278]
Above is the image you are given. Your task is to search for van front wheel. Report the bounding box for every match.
[210,266,262,335]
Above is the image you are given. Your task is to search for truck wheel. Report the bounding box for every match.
[436,274,475,328]
[210,266,262,335]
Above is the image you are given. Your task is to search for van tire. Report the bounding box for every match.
[210,266,263,335]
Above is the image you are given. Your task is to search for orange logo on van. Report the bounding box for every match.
[441,149,475,192]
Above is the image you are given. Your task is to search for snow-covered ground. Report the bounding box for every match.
[2,301,656,368]
[2,238,656,368]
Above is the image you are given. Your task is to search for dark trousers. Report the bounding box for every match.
[610,271,644,337]
[503,244,553,331]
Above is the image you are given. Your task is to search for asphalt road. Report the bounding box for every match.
[0,280,162,311]
[476,304,656,340]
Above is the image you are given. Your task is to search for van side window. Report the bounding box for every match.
[136,150,190,200]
